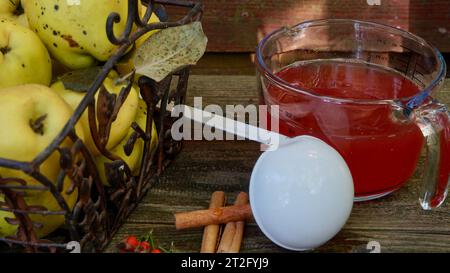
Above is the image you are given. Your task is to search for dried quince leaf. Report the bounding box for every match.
[134,21,208,82]
[60,67,103,92]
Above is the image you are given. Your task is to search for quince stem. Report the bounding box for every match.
[0,47,11,55]
[29,114,47,135]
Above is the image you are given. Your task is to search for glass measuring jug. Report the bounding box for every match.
[256,19,449,209]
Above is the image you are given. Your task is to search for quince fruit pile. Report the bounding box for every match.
[0,0,159,240]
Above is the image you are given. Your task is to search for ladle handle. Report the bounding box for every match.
[180,105,289,147]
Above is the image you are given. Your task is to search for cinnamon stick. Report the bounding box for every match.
[216,222,236,253]
[175,204,252,230]
[217,192,249,253]
[200,191,226,253]
[230,192,249,253]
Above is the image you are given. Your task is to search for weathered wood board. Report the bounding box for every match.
[166,0,450,53]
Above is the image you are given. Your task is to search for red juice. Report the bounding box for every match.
[264,60,425,198]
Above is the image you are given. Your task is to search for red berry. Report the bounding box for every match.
[140,241,151,252]
[124,236,139,250]
[151,249,161,253]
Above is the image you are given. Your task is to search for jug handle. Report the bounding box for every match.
[413,99,450,210]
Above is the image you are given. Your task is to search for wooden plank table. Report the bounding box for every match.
[105,54,450,253]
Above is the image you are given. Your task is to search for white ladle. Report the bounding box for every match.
[178,105,354,251]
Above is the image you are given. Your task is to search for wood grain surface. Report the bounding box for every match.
[165,0,450,53]
[105,54,450,253]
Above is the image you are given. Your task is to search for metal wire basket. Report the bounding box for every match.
[0,0,202,253]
